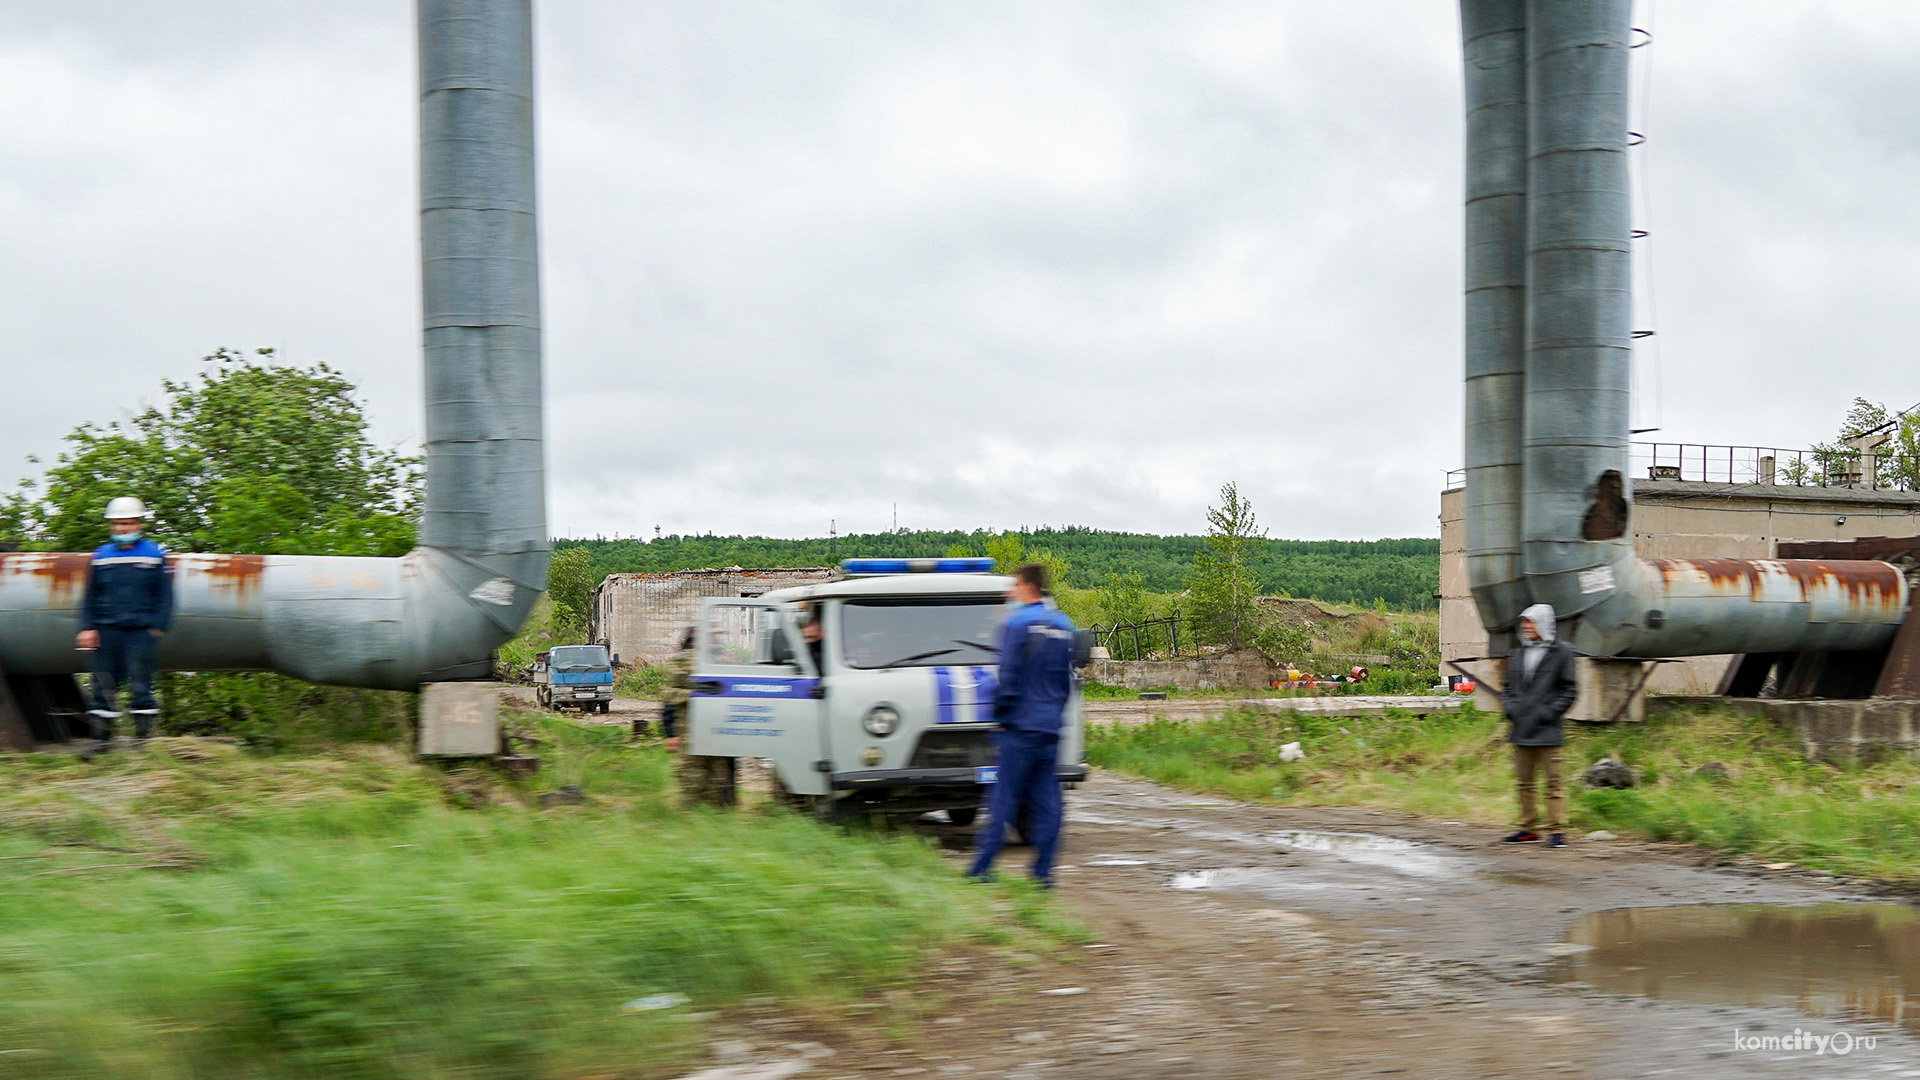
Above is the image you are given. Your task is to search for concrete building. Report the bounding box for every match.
[589,567,836,667]
[1441,478,1920,694]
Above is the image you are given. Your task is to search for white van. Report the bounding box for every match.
[682,558,1089,823]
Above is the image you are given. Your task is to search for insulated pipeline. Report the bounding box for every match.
[0,0,547,690]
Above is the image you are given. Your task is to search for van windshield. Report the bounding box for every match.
[840,598,1003,669]
[549,646,610,673]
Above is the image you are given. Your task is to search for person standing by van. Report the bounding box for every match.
[1501,603,1578,848]
[968,563,1077,887]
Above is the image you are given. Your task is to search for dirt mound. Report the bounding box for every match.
[1258,597,1389,637]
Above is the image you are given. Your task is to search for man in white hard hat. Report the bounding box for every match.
[74,497,175,745]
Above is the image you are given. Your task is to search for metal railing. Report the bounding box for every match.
[1636,443,1886,488]
[1088,615,1181,661]
[1447,443,1910,492]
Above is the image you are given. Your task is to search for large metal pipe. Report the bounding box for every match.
[0,0,545,691]
[1500,0,1906,660]
[1519,0,1635,624]
[1460,0,1533,647]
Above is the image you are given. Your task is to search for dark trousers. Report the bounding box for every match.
[89,627,159,736]
[968,730,1063,884]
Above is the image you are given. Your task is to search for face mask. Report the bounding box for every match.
[112,530,142,547]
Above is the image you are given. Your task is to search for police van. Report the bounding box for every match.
[682,558,1090,823]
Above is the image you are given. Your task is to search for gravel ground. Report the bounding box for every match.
[669,771,1920,1080]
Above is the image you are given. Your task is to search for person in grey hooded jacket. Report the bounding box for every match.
[1500,603,1578,847]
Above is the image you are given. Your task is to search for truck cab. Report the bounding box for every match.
[683,558,1089,821]
[533,644,616,713]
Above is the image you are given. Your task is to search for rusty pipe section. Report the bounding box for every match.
[1460,0,1533,643]
[0,547,534,689]
[0,0,544,692]
[1588,558,1909,658]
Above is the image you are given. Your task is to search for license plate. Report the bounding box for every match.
[974,766,997,784]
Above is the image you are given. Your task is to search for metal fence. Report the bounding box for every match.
[1087,615,1182,661]
[1446,442,1904,492]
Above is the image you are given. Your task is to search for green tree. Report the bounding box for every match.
[1187,482,1265,650]
[3,349,423,746]
[982,532,1072,595]
[1884,416,1920,491]
[547,547,594,636]
[8,348,417,555]
[1808,397,1889,487]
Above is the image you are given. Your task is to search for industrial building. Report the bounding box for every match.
[589,567,836,667]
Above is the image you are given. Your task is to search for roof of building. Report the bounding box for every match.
[595,566,836,587]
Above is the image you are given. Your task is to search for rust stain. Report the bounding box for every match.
[182,553,265,595]
[1,551,93,606]
[1648,557,1905,613]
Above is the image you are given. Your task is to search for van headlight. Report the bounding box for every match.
[863,705,900,736]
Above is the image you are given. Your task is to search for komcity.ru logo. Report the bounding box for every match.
[1733,1028,1877,1056]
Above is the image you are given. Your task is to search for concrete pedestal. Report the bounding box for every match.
[1569,658,1651,723]
[417,682,500,757]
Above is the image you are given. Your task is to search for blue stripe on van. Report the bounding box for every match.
[934,666,956,724]
[971,665,998,723]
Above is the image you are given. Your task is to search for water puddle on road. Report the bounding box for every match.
[1552,903,1920,1031]
[1169,868,1355,894]
[1266,831,1456,878]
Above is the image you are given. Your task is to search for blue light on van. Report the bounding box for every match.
[841,557,995,576]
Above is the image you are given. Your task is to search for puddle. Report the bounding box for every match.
[1085,857,1151,867]
[1554,903,1920,1031]
[1170,868,1357,894]
[1267,831,1456,878]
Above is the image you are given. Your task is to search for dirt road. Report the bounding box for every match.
[686,772,1920,1080]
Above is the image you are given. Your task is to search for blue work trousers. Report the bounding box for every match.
[968,729,1063,884]
[89,627,159,736]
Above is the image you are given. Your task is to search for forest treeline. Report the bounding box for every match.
[555,527,1440,611]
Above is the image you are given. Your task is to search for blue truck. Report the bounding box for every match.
[533,644,616,713]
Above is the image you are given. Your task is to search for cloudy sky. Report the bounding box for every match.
[4,2,1919,544]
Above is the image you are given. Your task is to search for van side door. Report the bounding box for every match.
[685,597,829,796]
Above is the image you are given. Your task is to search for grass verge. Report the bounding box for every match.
[0,716,1072,1079]
[1087,702,1920,885]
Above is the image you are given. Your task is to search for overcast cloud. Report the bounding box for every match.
[4,2,1920,545]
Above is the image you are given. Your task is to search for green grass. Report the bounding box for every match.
[1087,703,1920,885]
[0,717,1073,1079]
[614,663,667,700]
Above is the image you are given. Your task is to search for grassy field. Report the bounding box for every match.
[1087,702,1920,885]
[0,717,1074,1080]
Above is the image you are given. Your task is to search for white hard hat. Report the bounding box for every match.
[103,496,148,520]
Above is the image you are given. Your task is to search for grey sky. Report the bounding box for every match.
[3,2,1918,545]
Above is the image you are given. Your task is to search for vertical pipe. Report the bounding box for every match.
[1520,0,1635,625]
[413,0,548,650]
[1461,0,1532,647]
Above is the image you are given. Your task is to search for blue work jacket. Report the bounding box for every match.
[992,601,1077,737]
[81,538,175,632]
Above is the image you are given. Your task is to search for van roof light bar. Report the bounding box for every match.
[840,557,995,576]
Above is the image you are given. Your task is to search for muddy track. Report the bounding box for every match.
[684,772,1920,1080]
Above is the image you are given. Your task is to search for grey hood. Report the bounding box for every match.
[1519,603,1557,645]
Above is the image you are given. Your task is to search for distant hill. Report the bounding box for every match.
[555,527,1440,611]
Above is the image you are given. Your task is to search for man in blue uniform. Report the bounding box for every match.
[75,497,174,744]
[968,563,1077,887]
